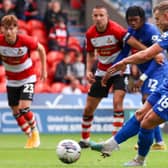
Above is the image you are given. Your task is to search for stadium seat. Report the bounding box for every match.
[68,36,81,46]
[0,82,6,93]
[0,76,6,83]
[30,29,47,46]
[34,81,50,93]
[50,82,66,93]
[30,51,40,63]
[0,65,5,78]
[68,43,81,52]
[77,83,90,93]
[18,28,29,35]
[18,19,28,31]
[47,62,58,82]
[47,51,64,66]
[27,19,46,31]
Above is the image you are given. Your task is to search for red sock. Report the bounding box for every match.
[15,115,31,135]
[81,115,93,141]
[23,111,36,129]
[112,111,124,135]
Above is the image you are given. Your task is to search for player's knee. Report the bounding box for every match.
[140,118,155,129]
[84,105,95,115]
[19,107,30,114]
[135,109,146,121]
[13,112,22,119]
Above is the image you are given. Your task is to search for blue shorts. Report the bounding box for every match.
[147,78,168,121]
[141,66,168,95]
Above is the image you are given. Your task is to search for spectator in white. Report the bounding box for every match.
[62,76,82,94]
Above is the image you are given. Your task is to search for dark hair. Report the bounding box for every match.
[126,6,146,22]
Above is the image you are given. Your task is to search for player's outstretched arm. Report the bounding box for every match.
[121,43,163,64]
[101,43,163,86]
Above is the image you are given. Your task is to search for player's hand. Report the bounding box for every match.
[101,72,111,87]
[132,79,143,92]
[86,71,96,84]
[40,70,47,81]
[154,53,164,65]
[107,61,127,74]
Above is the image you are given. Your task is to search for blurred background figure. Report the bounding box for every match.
[72,51,85,84]
[48,16,69,52]
[61,76,82,94]
[14,0,41,21]
[53,51,75,84]
[0,0,15,20]
[43,0,68,33]
[24,0,41,21]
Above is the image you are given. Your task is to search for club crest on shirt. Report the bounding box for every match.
[91,35,118,47]
[0,46,27,57]
[17,48,24,55]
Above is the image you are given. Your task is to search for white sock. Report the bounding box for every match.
[135,155,145,162]
[104,137,119,150]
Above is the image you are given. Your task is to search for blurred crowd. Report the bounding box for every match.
[0,0,146,94]
[0,0,89,94]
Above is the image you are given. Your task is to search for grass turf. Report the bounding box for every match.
[0,133,168,168]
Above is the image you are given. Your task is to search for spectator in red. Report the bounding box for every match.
[48,16,69,52]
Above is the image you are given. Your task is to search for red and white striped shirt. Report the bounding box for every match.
[49,23,68,47]
[86,20,130,76]
[0,34,38,86]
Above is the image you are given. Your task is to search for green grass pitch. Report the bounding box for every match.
[0,133,168,168]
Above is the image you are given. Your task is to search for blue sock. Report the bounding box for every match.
[115,115,140,144]
[138,127,154,157]
[154,126,162,143]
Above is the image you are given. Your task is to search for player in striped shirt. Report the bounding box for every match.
[90,1,168,166]
[0,15,47,149]
[79,5,146,148]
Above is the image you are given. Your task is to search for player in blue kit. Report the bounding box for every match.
[119,6,167,150]
[90,1,168,167]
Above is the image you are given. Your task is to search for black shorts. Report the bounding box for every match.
[7,83,35,106]
[88,75,126,98]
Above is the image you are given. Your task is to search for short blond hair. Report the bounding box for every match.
[153,1,168,13]
[1,15,18,27]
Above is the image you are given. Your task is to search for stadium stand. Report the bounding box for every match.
[109,0,152,19]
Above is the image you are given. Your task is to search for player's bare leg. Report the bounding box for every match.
[19,100,40,148]
[22,108,40,148]
[11,106,33,149]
